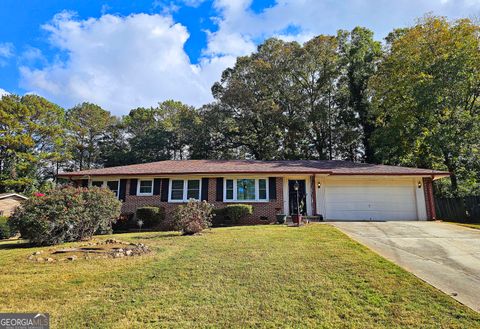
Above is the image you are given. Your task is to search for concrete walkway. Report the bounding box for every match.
[330,221,480,312]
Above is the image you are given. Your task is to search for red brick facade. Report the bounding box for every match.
[121,177,284,225]
[422,177,436,220]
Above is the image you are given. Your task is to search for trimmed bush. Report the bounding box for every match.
[173,199,214,235]
[135,206,165,228]
[224,204,253,224]
[0,216,13,240]
[211,208,227,227]
[9,186,122,246]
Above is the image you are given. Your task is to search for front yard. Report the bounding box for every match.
[0,224,478,328]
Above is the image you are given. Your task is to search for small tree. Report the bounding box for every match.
[9,186,121,246]
[172,200,214,235]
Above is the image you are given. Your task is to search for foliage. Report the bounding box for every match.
[224,204,253,224]
[0,216,13,240]
[135,206,165,228]
[0,94,67,193]
[172,199,214,235]
[9,187,122,245]
[371,16,480,196]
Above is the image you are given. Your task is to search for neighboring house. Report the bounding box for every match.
[57,160,449,224]
[0,193,28,217]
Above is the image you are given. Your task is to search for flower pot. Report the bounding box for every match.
[276,214,287,224]
[292,214,303,224]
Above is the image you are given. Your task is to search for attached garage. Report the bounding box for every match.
[319,177,428,221]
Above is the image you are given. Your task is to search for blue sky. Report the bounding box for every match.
[0,0,479,115]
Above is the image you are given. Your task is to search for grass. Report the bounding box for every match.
[445,222,480,230]
[1,224,479,328]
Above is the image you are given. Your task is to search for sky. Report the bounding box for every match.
[0,0,479,115]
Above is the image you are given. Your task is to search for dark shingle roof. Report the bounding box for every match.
[57,160,450,178]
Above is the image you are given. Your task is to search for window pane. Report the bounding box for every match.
[92,181,103,187]
[237,179,255,200]
[259,179,267,200]
[139,180,152,194]
[107,181,119,197]
[226,179,234,200]
[171,180,184,200]
[187,180,200,199]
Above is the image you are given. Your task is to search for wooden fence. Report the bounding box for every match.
[435,196,480,222]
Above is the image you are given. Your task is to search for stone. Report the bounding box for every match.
[125,250,133,256]
[33,251,43,255]
[36,257,44,262]
[67,255,77,261]
[113,252,125,258]
[46,258,54,262]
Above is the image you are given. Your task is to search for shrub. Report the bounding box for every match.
[9,186,122,246]
[211,207,227,227]
[224,204,253,224]
[0,216,13,240]
[136,206,165,228]
[173,199,214,235]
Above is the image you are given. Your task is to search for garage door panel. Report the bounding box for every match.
[325,183,417,221]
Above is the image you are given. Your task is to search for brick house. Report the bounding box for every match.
[57,160,449,224]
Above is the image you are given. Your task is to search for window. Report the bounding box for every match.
[224,178,268,202]
[187,180,200,199]
[225,179,234,200]
[91,181,103,187]
[106,181,119,197]
[171,180,184,200]
[169,179,201,202]
[137,180,153,195]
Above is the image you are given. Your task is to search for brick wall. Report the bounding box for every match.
[423,177,436,220]
[121,177,284,225]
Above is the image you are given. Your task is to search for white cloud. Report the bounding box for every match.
[18,1,480,115]
[0,42,14,67]
[20,12,230,115]
[0,88,10,97]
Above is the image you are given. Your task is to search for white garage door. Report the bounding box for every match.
[325,182,418,221]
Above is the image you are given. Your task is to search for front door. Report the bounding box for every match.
[288,180,307,215]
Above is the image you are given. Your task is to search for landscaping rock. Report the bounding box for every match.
[33,251,43,255]
[67,255,77,261]
[125,250,133,256]
[113,252,124,258]
[46,257,54,262]
[36,257,44,262]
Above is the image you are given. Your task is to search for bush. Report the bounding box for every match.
[136,206,165,228]
[0,216,13,240]
[211,208,227,227]
[173,199,214,235]
[224,204,253,224]
[9,186,122,246]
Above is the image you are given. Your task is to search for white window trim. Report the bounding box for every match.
[168,179,202,203]
[89,179,120,198]
[137,179,154,196]
[223,178,269,202]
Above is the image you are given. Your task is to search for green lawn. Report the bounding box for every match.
[446,222,480,230]
[0,225,478,328]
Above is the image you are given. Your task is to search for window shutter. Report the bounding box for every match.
[160,178,169,202]
[153,178,161,195]
[81,179,88,187]
[129,179,138,196]
[216,178,223,201]
[201,178,209,201]
[119,179,127,201]
[268,177,277,200]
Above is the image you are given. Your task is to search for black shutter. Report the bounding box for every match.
[160,178,169,202]
[119,179,127,201]
[153,178,161,195]
[268,177,277,200]
[216,178,223,201]
[201,178,209,201]
[129,178,138,196]
[81,179,88,187]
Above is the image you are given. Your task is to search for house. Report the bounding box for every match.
[0,193,28,217]
[57,160,449,224]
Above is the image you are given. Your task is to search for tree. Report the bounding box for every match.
[0,94,66,193]
[337,27,382,162]
[371,16,480,196]
[66,103,116,170]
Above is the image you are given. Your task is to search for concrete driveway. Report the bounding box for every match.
[330,221,480,312]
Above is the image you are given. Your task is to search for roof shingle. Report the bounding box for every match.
[57,160,450,178]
